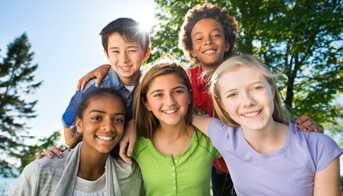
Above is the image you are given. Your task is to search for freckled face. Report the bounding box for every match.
[217,66,275,132]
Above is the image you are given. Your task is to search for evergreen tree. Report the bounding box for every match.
[0,33,42,177]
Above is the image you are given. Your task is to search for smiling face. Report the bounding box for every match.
[190,18,229,68]
[106,32,149,85]
[144,74,191,127]
[76,94,126,155]
[217,66,275,132]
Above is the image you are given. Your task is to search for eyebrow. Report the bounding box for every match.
[89,110,125,116]
[149,85,187,95]
[192,28,222,36]
[223,81,264,94]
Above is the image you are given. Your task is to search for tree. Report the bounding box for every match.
[0,33,42,177]
[152,0,343,132]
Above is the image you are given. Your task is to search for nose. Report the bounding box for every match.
[240,91,256,108]
[101,118,115,132]
[164,93,177,106]
[119,51,129,64]
[204,35,213,45]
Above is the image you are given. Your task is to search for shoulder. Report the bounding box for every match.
[194,128,219,158]
[112,158,141,180]
[82,69,119,91]
[133,136,151,158]
[208,118,234,134]
[290,124,343,171]
[187,66,202,78]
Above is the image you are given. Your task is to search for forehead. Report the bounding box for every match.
[107,32,141,48]
[86,94,125,113]
[147,73,185,91]
[192,18,224,34]
[218,66,267,89]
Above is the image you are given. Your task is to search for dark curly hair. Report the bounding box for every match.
[178,4,239,64]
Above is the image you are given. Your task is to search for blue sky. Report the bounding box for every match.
[1,0,156,142]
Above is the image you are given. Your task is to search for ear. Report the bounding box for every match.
[75,117,83,135]
[224,42,231,52]
[143,47,151,62]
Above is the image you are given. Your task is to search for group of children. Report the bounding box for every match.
[12,3,342,196]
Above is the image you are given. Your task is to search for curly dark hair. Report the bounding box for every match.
[178,4,239,64]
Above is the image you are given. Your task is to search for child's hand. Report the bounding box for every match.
[295,115,323,133]
[77,64,111,90]
[119,120,137,164]
[35,146,66,160]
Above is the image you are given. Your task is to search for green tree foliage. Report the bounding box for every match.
[0,33,44,177]
[18,131,61,172]
[152,0,343,129]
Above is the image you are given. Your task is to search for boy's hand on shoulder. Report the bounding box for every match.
[35,146,66,160]
[295,115,323,133]
[77,64,111,90]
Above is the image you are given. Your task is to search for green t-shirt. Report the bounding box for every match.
[133,128,219,196]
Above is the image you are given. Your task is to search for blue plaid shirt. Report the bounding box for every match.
[62,69,136,128]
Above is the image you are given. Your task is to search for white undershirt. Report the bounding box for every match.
[73,173,106,196]
[125,85,135,92]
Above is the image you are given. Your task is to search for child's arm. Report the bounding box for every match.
[119,120,137,164]
[77,64,111,90]
[64,127,77,147]
[192,115,212,136]
[313,158,340,196]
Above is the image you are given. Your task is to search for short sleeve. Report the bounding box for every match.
[308,133,343,172]
[208,118,235,152]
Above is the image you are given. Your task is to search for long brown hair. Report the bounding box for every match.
[133,62,193,139]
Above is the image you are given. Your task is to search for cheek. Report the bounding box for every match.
[221,99,235,115]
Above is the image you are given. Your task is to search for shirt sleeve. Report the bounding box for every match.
[62,79,97,128]
[308,133,343,172]
[208,118,235,153]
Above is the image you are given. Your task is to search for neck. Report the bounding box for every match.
[78,143,108,180]
[156,121,190,140]
[200,63,219,74]
[119,71,140,86]
[241,120,288,154]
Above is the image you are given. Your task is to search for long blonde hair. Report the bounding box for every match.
[210,54,288,127]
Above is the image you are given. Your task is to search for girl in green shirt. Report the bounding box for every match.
[131,62,219,196]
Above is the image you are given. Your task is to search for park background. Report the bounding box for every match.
[0,0,342,195]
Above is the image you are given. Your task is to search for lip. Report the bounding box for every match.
[161,108,178,114]
[96,135,115,141]
[240,109,262,118]
[202,48,217,55]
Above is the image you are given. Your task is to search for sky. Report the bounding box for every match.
[0,0,342,191]
[0,0,156,142]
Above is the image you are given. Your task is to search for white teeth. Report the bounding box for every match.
[163,109,177,114]
[97,136,113,141]
[242,111,259,117]
[203,49,216,54]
